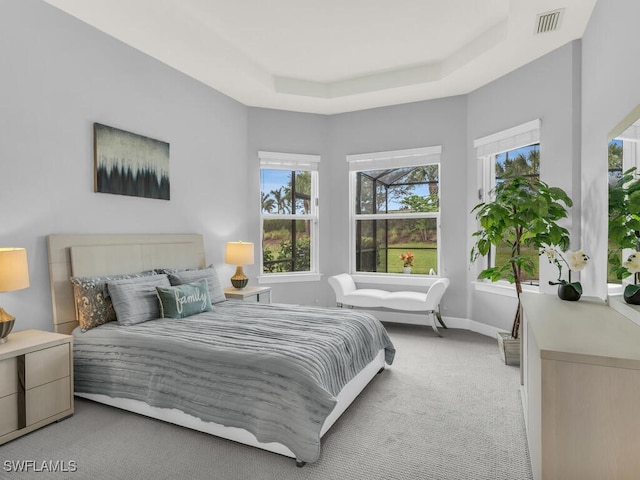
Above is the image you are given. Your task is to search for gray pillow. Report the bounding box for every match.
[167,267,226,304]
[70,271,157,332]
[108,274,171,325]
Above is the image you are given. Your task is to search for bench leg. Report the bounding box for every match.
[429,311,443,337]
[435,307,448,329]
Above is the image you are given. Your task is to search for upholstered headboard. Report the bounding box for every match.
[47,234,206,334]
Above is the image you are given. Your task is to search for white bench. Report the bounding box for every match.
[328,274,450,337]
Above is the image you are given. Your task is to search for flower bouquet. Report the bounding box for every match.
[399,252,414,268]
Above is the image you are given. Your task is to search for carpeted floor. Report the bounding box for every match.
[0,324,532,480]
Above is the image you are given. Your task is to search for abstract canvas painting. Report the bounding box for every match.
[94,123,170,200]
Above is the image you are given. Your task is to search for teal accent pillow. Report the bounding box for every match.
[156,279,213,319]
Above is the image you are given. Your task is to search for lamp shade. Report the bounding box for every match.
[225,242,254,266]
[0,248,30,292]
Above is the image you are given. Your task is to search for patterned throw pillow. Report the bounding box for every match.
[166,266,226,304]
[70,271,157,332]
[156,279,213,319]
[108,275,171,326]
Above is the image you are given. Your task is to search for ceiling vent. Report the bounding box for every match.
[535,9,564,34]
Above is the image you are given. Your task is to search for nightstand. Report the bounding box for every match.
[0,329,74,445]
[224,286,272,303]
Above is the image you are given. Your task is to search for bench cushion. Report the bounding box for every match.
[341,289,390,308]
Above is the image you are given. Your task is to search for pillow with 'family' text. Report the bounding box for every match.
[156,279,213,319]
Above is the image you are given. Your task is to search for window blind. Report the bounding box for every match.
[258,151,320,171]
[474,119,541,158]
[346,146,441,172]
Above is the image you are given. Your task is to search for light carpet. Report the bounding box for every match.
[0,323,532,480]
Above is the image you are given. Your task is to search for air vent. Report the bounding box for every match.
[535,9,564,34]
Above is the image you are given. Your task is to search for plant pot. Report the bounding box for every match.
[557,284,581,301]
[623,284,640,305]
[497,332,520,366]
[402,267,412,274]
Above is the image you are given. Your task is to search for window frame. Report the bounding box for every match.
[257,151,320,283]
[473,119,541,289]
[608,127,640,290]
[346,146,442,277]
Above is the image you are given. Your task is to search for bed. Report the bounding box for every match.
[47,234,395,466]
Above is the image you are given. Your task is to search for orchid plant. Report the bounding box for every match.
[399,252,414,268]
[541,246,590,295]
[622,252,640,297]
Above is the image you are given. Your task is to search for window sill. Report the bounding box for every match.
[351,273,438,288]
[608,283,623,296]
[472,280,540,298]
[257,273,323,284]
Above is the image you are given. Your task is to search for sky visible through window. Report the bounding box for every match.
[495,144,537,167]
[261,170,290,194]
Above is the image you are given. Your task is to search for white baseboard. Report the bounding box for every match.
[358,308,504,339]
[441,316,506,338]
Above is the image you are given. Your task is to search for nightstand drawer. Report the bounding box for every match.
[25,343,70,389]
[0,393,19,436]
[26,376,71,426]
[0,357,18,397]
[0,330,73,446]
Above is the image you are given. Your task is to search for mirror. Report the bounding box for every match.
[607,104,640,325]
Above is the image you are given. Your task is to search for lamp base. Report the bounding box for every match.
[0,308,16,343]
[230,266,249,289]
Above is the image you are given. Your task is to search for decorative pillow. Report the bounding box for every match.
[108,274,171,326]
[156,279,213,319]
[70,271,157,332]
[167,266,226,304]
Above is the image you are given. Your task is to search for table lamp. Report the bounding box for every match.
[225,241,254,289]
[0,248,30,343]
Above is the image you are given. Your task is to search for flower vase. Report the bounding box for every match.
[402,267,412,274]
[557,284,581,301]
[623,284,640,305]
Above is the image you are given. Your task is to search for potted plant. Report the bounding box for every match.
[470,176,572,363]
[622,252,640,304]
[608,167,640,302]
[399,251,414,274]
[541,246,590,300]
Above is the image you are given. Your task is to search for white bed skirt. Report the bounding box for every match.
[76,349,386,460]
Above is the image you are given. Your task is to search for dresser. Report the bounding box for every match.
[0,329,74,445]
[521,294,640,480]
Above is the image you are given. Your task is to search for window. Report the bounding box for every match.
[347,147,441,275]
[608,121,640,284]
[474,120,541,283]
[259,151,319,279]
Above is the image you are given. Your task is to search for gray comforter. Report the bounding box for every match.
[72,301,395,462]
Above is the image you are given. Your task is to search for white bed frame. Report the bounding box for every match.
[47,234,385,465]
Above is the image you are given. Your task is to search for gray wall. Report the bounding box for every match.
[466,41,582,330]
[581,0,640,299]
[327,97,468,320]
[248,97,468,319]
[1,0,249,331]
[246,108,329,305]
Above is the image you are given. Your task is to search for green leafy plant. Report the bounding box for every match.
[608,167,640,281]
[470,176,572,338]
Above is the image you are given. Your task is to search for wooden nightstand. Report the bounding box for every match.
[224,286,272,303]
[0,329,74,445]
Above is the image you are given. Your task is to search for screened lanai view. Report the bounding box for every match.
[354,164,439,274]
